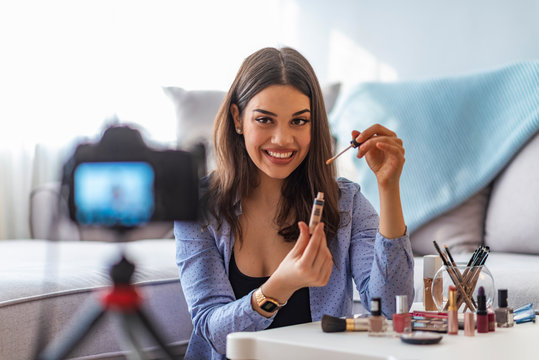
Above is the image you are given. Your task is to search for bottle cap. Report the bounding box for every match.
[464,312,475,336]
[395,295,408,314]
[371,298,382,316]
[423,255,442,278]
[498,289,508,308]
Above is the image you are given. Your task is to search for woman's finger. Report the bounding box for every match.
[355,124,396,143]
[291,221,310,256]
[356,136,402,158]
[300,222,324,267]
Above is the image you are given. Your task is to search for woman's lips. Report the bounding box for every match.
[264,149,296,164]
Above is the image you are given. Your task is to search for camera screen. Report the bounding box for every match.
[73,162,155,226]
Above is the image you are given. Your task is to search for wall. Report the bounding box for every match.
[287,0,539,86]
[1,0,538,239]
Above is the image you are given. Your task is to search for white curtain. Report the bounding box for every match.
[0,0,295,239]
[0,0,398,239]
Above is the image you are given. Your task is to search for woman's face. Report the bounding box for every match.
[232,85,311,181]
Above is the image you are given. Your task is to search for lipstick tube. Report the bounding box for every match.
[447,285,458,335]
[476,286,489,333]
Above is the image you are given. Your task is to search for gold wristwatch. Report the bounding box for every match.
[254,287,287,313]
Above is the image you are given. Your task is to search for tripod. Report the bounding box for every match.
[37,249,177,360]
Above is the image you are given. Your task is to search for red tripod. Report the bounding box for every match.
[37,253,177,360]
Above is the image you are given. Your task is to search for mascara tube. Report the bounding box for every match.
[309,192,325,234]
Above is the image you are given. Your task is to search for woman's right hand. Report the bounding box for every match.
[257,221,333,308]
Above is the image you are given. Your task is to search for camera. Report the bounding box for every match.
[61,124,201,229]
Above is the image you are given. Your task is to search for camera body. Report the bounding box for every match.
[61,125,200,229]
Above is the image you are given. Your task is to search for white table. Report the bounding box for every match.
[227,320,537,359]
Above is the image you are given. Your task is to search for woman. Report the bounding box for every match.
[175,47,414,359]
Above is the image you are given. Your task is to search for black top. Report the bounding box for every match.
[228,253,312,329]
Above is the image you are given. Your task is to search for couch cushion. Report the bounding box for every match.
[485,132,539,254]
[410,186,490,256]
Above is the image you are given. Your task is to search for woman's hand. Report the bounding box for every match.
[353,124,407,238]
[257,221,333,311]
[352,124,405,188]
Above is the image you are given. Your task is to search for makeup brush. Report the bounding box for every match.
[325,138,362,165]
[321,314,369,332]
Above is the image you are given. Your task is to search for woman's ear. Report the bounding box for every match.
[230,104,241,130]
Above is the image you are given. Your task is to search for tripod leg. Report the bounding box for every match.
[134,308,177,360]
[38,298,106,360]
[114,312,149,360]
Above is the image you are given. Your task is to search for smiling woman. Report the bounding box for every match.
[174,47,414,360]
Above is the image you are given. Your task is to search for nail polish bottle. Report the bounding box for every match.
[447,285,458,335]
[423,255,443,311]
[495,289,514,327]
[392,295,412,334]
[368,298,387,337]
[476,286,489,333]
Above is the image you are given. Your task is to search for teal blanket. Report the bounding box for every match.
[329,62,539,232]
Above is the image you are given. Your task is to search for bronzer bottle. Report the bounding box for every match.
[423,255,442,311]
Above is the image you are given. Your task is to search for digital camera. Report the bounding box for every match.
[61,125,201,229]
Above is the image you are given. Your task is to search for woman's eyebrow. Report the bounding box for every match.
[253,109,311,116]
[292,109,310,116]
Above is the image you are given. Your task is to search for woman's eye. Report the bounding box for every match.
[255,117,272,124]
[292,118,310,126]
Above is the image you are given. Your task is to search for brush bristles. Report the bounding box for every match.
[321,314,346,332]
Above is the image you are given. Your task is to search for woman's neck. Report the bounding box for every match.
[248,172,283,208]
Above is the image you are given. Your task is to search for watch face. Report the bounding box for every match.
[261,301,278,313]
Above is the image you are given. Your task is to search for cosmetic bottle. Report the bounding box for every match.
[423,255,443,311]
[487,308,495,332]
[392,295,412,334]
[309,192,324,234]
[464,312,475,336]
[495,289,514,327]
[368,298,387,337]
[476,286,489,333]
[447,285,458,335]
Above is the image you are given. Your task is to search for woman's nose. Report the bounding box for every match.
[272,125,293,146]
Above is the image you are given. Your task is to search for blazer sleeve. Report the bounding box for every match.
[347,183,415,318]
[174,220,274,354]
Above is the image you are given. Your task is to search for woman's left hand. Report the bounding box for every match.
[352,124,405,188]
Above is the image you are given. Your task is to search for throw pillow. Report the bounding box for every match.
[410,187,490,256]
[485,132,539,254]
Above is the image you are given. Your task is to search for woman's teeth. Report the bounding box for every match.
[266,150,293,159]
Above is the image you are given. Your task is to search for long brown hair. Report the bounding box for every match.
[207,47,340,244]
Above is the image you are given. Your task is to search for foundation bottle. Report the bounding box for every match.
[392,295,412,334]
[368,298,387,337]
[423,255,442,311]
[495,289,514,327]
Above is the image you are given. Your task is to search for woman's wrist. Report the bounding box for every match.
[378,183,406,239]
[251,276,296,317]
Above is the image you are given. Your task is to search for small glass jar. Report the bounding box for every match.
[432,263,495,312]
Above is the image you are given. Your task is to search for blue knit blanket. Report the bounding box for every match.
[329,62,539,232]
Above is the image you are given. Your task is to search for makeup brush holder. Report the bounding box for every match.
[432,263,495,312]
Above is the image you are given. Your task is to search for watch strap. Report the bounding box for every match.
[254,287,287,312]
